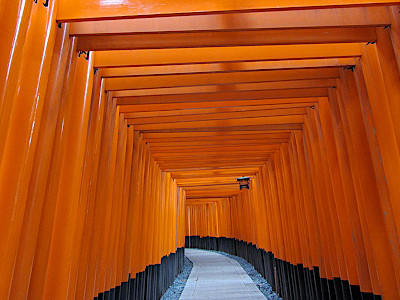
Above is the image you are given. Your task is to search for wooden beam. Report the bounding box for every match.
[70,7,389,35]
[124,102,312,119]
[104,59,354,79]
[138,123,303,133]
[126,107,306,125]
[184,184,239,190]
[152,151,275,157]
[57,0,400,22]
[105,68,339,91]
[186,192,239,199]
[155,154,269,160]
[186,200,229,204]
[112,80,334,97]
[77,27,376,51]
[143,133,290,142]
[94,44,361,67]
[130,114,304,129]
[141,131,293,139]
[186,198,229,200]
[179,182,244,188]
[158,158,269,165]
[179,182,245,187]
[151,144,280,152]
[170,167,259,178]
[163,164,263,172]
[148,140,287,148]
[186,189,238,193]
[164,163,263,171]
[155,154,272,160]
[117,89,327,106]
[119,97,318,112]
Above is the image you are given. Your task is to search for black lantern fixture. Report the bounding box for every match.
[237,177,250,190]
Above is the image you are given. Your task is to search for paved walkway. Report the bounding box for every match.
[180,249,266,300]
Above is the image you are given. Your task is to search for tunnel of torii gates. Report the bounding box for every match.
[2,1,400,300]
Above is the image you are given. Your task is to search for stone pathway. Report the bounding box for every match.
[179,249,267,300]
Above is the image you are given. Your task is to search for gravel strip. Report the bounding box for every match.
[160,255,193,300]
[215,250,282,300]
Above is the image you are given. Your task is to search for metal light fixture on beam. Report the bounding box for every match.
[237,177,250,190]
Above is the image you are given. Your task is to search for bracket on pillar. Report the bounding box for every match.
[344,66,355,72]
[78,51,90,60]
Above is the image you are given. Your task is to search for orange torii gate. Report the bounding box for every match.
[0,1,400,299]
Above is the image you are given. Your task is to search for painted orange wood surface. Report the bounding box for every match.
[1,1,400,299]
